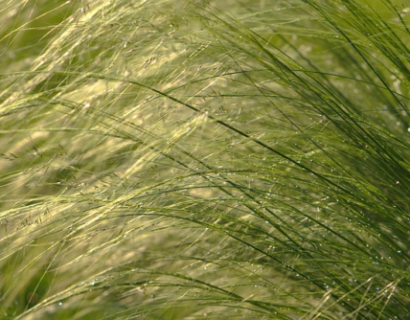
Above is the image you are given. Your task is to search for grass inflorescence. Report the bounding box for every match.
[1,0,410,319]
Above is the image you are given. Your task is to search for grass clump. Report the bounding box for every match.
[1,0,410,319]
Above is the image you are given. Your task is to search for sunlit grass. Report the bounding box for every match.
[1,0,410,319]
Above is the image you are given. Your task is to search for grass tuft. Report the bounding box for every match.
[1,0,410,319]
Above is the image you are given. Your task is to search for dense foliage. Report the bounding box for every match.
[1,0,410,319]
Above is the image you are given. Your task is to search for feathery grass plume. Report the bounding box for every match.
[1,0,410,319]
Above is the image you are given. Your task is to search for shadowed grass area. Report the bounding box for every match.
[1,0,410,319]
